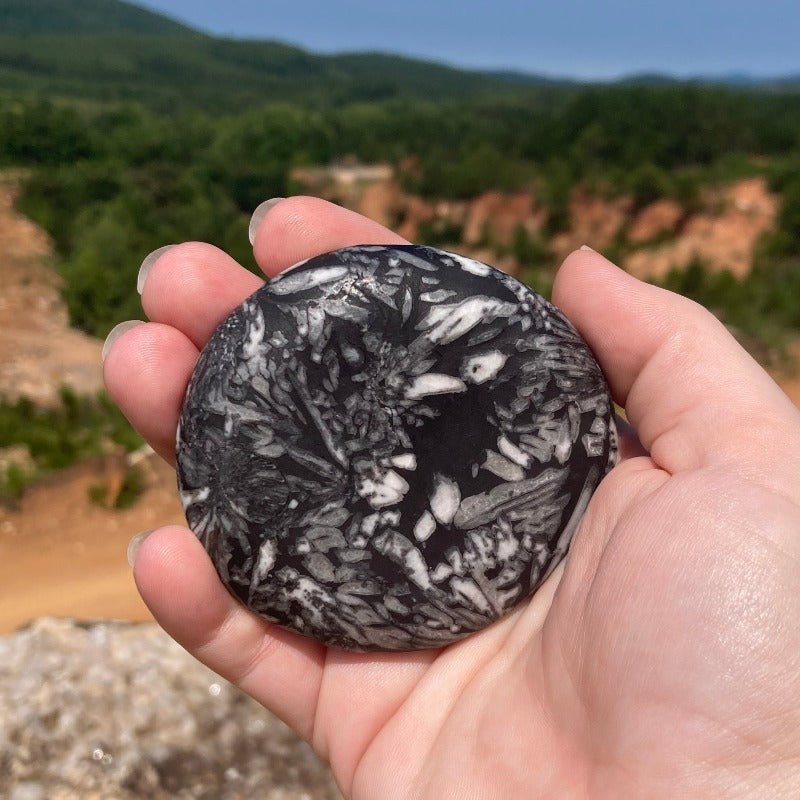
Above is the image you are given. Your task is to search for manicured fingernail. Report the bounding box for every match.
[102,320,144,363]
[127,529,154,567]
[137,245,174,295]
[579,244,595,252]
[248,198,285,246]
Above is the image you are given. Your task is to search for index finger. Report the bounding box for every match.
[249,195,409,277]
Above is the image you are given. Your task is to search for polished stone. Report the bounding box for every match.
[177,245,617,651]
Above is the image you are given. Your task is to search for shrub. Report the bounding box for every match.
[0,388,142,500]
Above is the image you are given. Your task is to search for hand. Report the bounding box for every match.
[104,197,800,799]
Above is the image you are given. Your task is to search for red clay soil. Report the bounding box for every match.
[624,177,778,280]
[0,176,105,407]
[0,453,184,633]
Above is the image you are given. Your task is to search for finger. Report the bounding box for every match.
[140,242,263,349]
[133,525,325,739]
[250,195,409,277]
[552,248,800,481]
[103,322,197,462]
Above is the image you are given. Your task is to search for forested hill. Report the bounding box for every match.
[0,0,566,111]
[2,0,799,112]
[0,0,192,35]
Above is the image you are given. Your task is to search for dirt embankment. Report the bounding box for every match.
[295,162,779,283]
[296,162,799,391]
[623,178,778,280]
[0,176,104,406]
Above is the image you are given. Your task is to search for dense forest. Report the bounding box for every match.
[0,0,568,111]
[4,86,800,342]
[1,0,799,498]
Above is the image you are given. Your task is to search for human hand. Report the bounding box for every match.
[103,197,800,799]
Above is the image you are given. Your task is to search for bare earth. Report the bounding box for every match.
[0,455,184,633]
[0,175,104,407]
[0,174,182,633]
[624,178,779,280]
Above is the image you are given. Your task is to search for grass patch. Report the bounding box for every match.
[0,462,30,501]
[88,464,145,510]
[0,387,142,502]
[417,219,464,247]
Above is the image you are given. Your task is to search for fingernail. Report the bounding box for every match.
[127,529,154,567]
[137,245,174,295]
[102,320,144,363]
[248,198,285,246]
[579,244,595,252]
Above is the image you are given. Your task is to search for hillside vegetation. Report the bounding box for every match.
[0,0,565,112]
[4,85,799,348]
[0,0,191,35]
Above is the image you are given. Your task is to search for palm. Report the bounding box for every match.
[549,464,800,797]
[346,462,800,798]
[104,198,800,798]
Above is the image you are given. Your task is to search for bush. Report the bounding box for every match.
[88,464,145,509]
[626,163,673,210]
[661,256,800,355]
[510,224,549,266]
[0,388,142,500]
[0,463,29,502]
[765,176,800,257]
[115,465,145,509]
[410,143,531,199]
[416,219,464,247]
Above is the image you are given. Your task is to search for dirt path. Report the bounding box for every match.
[0,454,184,633]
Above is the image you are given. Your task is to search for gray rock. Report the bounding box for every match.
[0,617,340,800]
[177,245,618,651]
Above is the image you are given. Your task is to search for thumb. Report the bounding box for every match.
[552,248,800,489]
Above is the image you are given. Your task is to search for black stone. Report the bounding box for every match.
[176,245,617,651]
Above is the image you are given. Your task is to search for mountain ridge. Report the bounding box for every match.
[0,0,797,112]
[0,0,194,36]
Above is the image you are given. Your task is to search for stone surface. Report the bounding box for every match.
[0,617,340,800]
[177,245,617,651]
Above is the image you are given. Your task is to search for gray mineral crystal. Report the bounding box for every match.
[177,245,617,650]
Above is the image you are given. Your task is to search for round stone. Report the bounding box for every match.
[177,245,617,651]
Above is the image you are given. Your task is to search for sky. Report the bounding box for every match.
[137,0,800,80]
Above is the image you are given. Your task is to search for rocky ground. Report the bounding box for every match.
[0,618,341,800]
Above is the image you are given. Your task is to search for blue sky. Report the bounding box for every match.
[138,0,800,79]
